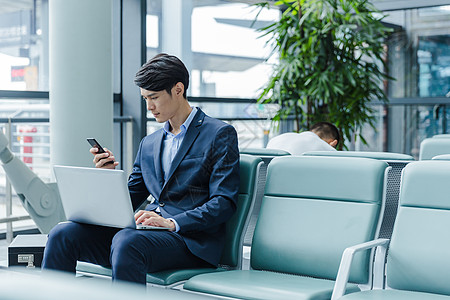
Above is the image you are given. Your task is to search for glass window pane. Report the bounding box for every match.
[0,98,50,231]
[418,35,450,97]
[146,0,279,99]
[146,100,278,148]
[190,3,278,98]
[0,0,121,93]
[0,1,48,91]
[386,5,450,99]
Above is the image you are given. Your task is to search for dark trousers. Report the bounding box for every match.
[42,221,210,285]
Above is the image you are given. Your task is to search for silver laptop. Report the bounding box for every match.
[53,165,169,230]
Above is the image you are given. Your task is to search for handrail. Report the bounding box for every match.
[3,89,450,106]
[0,215,31,223]
[0,116,134,123]
[0,90,49,99]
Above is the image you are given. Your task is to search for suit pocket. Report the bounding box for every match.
[183,153,204,160]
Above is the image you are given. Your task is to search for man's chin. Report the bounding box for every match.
[154,117,167,123]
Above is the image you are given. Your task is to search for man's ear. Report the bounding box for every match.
[174,82,184,97]
[329,139,338,148]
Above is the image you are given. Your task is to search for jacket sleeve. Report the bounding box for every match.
[172,125,240,233]
[128,139,150,210]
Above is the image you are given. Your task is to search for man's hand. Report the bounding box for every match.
[90,147,119,169]
[135,210,176,231]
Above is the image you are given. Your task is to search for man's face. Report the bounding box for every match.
[141,86,182,123]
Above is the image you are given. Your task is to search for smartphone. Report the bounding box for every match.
[86,138,106,153]
[87,138,114,165]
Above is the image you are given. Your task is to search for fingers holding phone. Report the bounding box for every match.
[87,138,119,169]
[91,147,118,169]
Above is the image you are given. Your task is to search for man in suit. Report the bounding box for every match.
[42,54,240,285]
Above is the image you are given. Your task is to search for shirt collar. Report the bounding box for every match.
[163,107,198,135]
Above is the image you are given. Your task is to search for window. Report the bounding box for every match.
[190,3,279,98]
[0,1,48,91]
[146,0,279,99]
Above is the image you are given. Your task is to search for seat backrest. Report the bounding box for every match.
[250,156,388,284]
[219,154,262,269]
[303,150,414,239]
[386,161,450,296]
[239,148,291,246]
[419,138,450,160]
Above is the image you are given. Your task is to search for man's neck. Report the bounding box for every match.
[168,103,193,135]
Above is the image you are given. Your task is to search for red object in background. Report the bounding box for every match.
[11,66,26,82]
[19,126,37,166]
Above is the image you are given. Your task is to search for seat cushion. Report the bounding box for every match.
[145,267,225,285]
[339,289,450,300]
[76,261,224,286]
[184,270,360,300]
[77,262,112,277]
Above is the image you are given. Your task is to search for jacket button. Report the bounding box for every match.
[159,202,165,207]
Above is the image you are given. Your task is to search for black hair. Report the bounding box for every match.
[310,122,340,145]
[134,53,189,98]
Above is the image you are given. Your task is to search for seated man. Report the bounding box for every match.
[266,122,340,155]
[42,54,240,285]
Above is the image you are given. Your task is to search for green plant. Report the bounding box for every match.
[256,0,392,149]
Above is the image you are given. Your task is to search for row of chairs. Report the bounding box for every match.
[184,154,450,299]
[76,150,450,299]
[185,154,389,299]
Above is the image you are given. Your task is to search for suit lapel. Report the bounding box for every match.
[153,129,165,187]
[162,109,205,190]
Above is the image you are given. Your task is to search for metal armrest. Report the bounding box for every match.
[331,238,390,300]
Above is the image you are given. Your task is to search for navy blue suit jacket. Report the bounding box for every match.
[128,108,240,266]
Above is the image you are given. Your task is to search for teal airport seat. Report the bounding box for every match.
[336,161,450,300]
[239,147,291,246]
[184,156,389,300]
[432,154,450,160]
[303,151,414,240]
[303,151,413,162]
[432,134,450,138]
[76,154,263,287]
[0,268,219,300]
[239,147,290,160]
[419,137,450,160]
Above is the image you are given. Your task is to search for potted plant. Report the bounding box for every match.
[256,0,392,149]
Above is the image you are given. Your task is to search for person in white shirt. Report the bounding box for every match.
[266,122,340,155]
